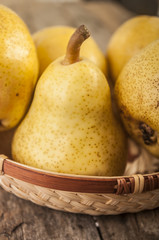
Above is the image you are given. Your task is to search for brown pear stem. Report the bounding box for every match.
[62,25,90,65]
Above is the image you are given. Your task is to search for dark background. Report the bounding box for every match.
[85,0,158,15]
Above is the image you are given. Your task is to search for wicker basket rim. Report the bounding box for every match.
[1,156,159,179]
[1,155,159,194]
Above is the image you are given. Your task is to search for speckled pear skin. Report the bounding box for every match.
[0,5,39,131]
[115,40,159,157]
[12,57,127,176]
[33,26,107,76]
[107,15,159,82]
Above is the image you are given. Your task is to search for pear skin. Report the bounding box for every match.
[115,39,159,157]
[107,15,159,82]
[33,26,107,76]
[0,5,39,131]
[12,26,126,176]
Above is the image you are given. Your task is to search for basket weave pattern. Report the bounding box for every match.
[1,174,159,215]
[0,155,159,215]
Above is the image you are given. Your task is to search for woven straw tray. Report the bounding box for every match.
[0,129,159,216]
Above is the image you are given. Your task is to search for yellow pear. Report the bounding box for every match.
[12,25,127,176]
[0,5,39,131]
[33,26,107,76]
[115,39,159,157]
[107,15,159,82]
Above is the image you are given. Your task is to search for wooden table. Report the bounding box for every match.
[0,0,159,239]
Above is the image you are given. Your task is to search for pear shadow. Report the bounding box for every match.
[0,128,16,158]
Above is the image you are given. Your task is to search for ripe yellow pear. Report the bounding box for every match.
[12,25,126,176]
[115,39,159,157]
[107,15,159,82]
[33,26,107,76]
[0,5,39,131]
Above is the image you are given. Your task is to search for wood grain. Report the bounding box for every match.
[96,209,159,240]
[1,186,159,240]
[0,188,100,240]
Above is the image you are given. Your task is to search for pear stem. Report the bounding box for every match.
[62,25,90,65]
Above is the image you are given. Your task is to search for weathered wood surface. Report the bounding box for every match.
[1,188,159,240]
[0,0,159,239]
[0,189,100,240]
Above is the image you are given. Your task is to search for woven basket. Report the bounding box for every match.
[0,130,159,216]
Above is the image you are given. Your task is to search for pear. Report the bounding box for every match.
[0,5,39,131]
[107,15,159,82]
[115,39,159,157]
[33,26,107,76]
[12,25,127,176]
